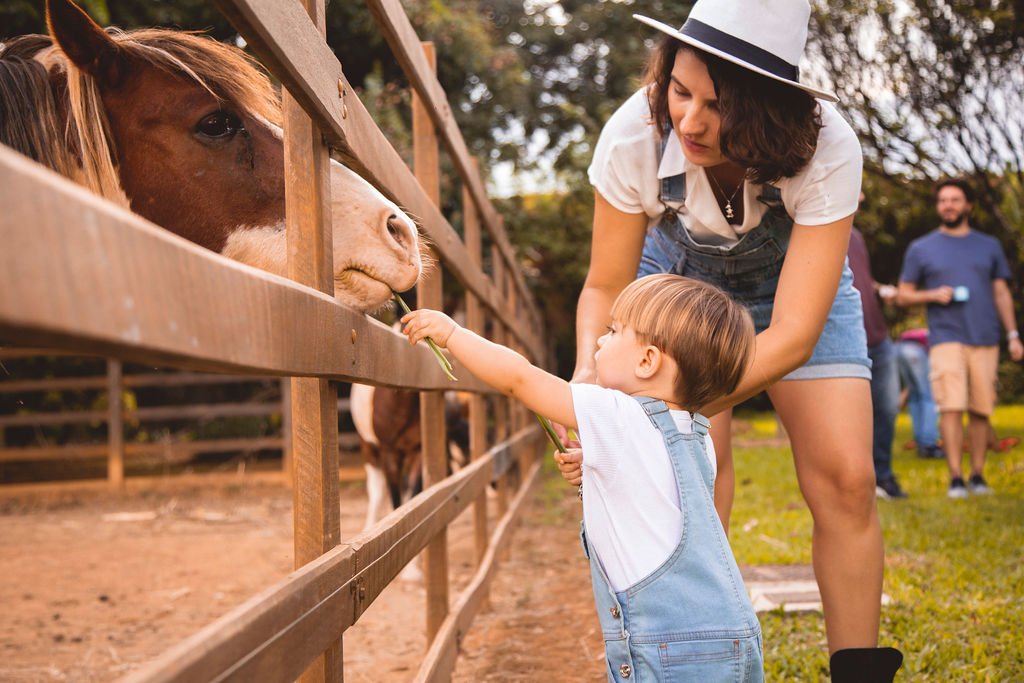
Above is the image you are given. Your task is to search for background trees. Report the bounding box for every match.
[809,0,1024,237]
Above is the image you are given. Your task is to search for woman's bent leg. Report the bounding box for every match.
[710,409,734,532]
[768,378,883,652]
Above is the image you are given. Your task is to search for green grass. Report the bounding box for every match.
[729,405,1024,681]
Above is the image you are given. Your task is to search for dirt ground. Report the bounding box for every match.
[0,469,602,682]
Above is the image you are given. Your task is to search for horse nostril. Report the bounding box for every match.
[386,215,402,244]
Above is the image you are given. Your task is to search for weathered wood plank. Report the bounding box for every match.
[0,435,362,465]
[0,410,108,427]
[0,402,279,427]
[0,376,109,393]
[414,41,450,642]
[0,147,487,392]
[282,17,343,674]
[462,166,490,566]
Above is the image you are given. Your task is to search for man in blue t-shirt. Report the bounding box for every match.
[897,179,1023,499]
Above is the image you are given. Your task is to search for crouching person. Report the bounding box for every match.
[402,274,764,681]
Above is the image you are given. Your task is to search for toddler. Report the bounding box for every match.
[402,273,763,682]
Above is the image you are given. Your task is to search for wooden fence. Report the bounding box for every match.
[0,350,367,485]
[0,0,550,680]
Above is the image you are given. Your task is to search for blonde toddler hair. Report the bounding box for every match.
[610,274,755,413]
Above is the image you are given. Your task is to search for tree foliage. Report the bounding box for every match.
[808,1,1024,237]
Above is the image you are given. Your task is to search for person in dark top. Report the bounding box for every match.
[848,226,908,499]
[897,178,1023,498]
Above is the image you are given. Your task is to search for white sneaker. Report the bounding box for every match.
[947,477,969,499]
[968,475,993,495]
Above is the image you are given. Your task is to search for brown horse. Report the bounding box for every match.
[350,382,470,533]
[0,0,422,311]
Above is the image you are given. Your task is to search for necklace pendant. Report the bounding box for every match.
[725,201,735,220]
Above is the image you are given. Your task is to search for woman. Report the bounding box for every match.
[564,0,903,679]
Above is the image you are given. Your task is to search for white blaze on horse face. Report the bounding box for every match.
[221,121,420,312]
[329,161,421,311]
[221,222,287,278]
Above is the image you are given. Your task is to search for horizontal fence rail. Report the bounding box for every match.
[0,147,486,391]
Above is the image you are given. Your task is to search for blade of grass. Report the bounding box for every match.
[393,292,457,381]
[536,413,568,453]
[538,415,584,500]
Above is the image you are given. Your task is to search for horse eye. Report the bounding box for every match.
[195,110,242,140]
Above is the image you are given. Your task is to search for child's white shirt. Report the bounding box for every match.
[570,383,717,592]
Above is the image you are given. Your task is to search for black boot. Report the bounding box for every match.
[830,647,903,683]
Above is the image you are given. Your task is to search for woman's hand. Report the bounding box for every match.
[551,413,583,452]
[400,310,458,348]
[702,217,854,415]
[554,448,583,487]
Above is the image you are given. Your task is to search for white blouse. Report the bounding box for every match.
[587,87,863,245]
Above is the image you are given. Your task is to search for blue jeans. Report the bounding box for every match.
[868,339,900,481]
[895,340,939,447]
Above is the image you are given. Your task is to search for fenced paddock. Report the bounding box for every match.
[0,0,551,680]
[0,351,366,486]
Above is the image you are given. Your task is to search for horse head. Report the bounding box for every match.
[2,0,422,311]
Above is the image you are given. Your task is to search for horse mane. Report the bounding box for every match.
[0,36,78,179]
[1,27,281,203]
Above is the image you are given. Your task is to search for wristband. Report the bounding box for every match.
[1009,330,1020,341]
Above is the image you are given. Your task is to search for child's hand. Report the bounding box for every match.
[551,421,581,451]
[554,448,583,487]
[400,309,459,348]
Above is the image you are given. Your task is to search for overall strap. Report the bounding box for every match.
[658,125,687,208]
[756,183,785,209]
[636,397,715,494]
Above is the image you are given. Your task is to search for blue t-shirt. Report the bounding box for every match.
[900,229,1011,346]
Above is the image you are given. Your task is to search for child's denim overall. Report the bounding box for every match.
[581,398,764,682]
[637,136,870,378]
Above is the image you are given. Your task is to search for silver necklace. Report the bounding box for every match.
[707,171,744,220]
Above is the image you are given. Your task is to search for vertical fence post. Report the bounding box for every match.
[106,358,124,488]
[505,267,524,438]
[490,250,511,520]
[282,1,342,680]
[281,378,293,484]
[463,161,489,569]
[413,41,450,642]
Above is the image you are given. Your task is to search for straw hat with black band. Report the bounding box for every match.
[633,0,838,102]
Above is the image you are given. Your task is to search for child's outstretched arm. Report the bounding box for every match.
[401,309,577,431]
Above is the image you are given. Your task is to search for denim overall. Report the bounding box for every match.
[637,136,870,377]
[581,398,764,682]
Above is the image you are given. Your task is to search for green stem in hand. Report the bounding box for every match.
[539,415,583,500]
[393,292,458,382]
[536,413,568,454]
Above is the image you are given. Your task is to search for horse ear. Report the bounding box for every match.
[46,0,126,88]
